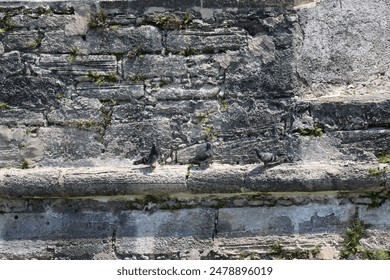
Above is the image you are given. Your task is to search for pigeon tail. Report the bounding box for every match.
[134,143,160,168]
[192,142,213,166]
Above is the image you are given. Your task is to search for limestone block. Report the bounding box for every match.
[0,42,4,54]
[0,109,45,126]
[38,127,104,162]
[359,200,390,230]
[111,103,146,123]
[331,129,390,157]
[116,208,215,255]
[37,54,117,75]
[0,76,64,110]
[1,30,41,52]
[186,164,247,193]
[297,0,390,84]
[309,94,390,131]
[218,203,354,237]
[10,14,72,30]
[87,25,163,54]
[148,84,221,101]
[123,54,220,79]
[225,49,296,99]
[47,96,104,127]
[62,166,187,197]
[0,126,44,167]
[166,28,247,53]
[76,82,144,101]
[40,30,88,54]
[65,4,90,36]
[0,210,114,240]
[0,51,23,80]
[104,119,173,159]
[0,168,61,198]
[244,163,389,192]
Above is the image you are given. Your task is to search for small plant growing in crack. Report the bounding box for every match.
[298,124,325,137]
[28,37,43,49]
[87,71,118,85]
[340,220,365,259]
[368,166,387,176]
[69,46,82,61]
[0,102,12,110]
[377,151,390,164]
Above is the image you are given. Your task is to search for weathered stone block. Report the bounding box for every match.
[123,54,220,80]
[37,54,117,76]
[166,28,247,53]
[218,203,354,237]
[40,30,88,54]
[297,0,390,84]
[87,25,163,54]
[0,51,23,80]
[47,97,104,131]
[76,82,144,101]
[111,103,146,123]
[0,109,45,126]
[104,118,173,159]
[62,166,187,197]
[148,84,221,101]
[0,76,64,110]
[11,14,72,30]
[187,165,247,193]
[309,94,390,131]
[1,30,41,52]
[225,49,296,98]
[38,127,104,163]
[0,169,61,198]
[116,208,215,255]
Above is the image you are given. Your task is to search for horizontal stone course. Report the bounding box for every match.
[0,163,387,198]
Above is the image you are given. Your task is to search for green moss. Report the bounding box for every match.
[150,12,191,30]
[127,45,145,58]
[183,10,192,25]
[0,102,11,110]
[159,79,170,87]
[269,241,319,260]
[220,99,229,111]
[0,13,14,33]
[87,71,118,85]
[28,37,43,49]
[178,47,199,56]
[362,249,390,260]
[298,124,324,137]
[126,74,146,83]
[21,160,29,169]
[368,167,386,176]
[67,120,103,131]
[377,151,390,164]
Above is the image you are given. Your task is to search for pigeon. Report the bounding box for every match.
[254,149,278,167]
[134,143,160,170]
[191,142,213,167]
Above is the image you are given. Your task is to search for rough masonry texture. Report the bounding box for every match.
[0,0,389,259]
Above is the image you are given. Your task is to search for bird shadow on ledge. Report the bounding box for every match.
[248,162,283,176]
[134,166,155,175]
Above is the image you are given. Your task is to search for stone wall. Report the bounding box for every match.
[1,0,388,168]
[0,0,389,259]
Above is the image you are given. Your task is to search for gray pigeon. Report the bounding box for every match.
[134,143,159,170]
[191,142,213,166]
[254,149,278,167]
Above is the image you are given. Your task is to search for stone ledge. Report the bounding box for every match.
[0,162,388,198]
